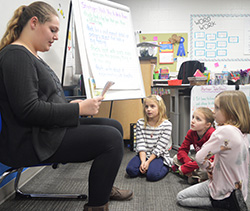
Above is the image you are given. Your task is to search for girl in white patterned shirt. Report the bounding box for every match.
[177,90,250,211]
[126,95,172,181]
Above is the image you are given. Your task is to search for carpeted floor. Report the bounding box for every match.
[0,147,249,211]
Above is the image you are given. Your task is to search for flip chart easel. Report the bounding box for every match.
[70,0,145,101]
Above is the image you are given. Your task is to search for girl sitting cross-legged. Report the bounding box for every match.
[172,107,215,184]
[126,95,172,182]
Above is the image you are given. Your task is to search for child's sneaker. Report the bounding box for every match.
[187,176,199,185]
[171,164,179,173]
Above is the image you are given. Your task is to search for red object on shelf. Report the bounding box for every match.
[168,79,182,86]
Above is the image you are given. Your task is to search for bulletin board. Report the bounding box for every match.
[139,33,188,73]
[72,0,145,100]
[190,14,250,62]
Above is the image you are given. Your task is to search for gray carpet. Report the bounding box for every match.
[0,147,249,211]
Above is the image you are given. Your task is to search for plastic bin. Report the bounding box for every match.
[168,79,182,86]
[188,77,207,85]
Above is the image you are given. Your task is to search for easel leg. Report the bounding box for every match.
[109,101,113,118]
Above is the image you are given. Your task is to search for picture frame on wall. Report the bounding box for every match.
[159,41,174,64]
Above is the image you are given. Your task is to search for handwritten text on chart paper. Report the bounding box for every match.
[79,0,139,89]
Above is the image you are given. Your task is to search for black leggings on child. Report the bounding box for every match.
[211,189,248,211]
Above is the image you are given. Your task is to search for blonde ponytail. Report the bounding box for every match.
[0,1,58,51]
[0,6,26,51]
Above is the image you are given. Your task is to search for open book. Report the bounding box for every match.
[89,78,115,98]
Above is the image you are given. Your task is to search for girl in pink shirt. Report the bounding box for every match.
[177,90,249,211]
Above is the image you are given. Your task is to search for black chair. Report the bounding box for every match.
[178,60,204,84]
[0,113,87,200]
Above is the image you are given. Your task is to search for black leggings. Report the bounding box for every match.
[211,189,246,211]
[44,117,124,206]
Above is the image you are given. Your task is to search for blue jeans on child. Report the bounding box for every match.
[126,155,169,181]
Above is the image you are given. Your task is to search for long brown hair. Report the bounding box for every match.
[216,90,250,134]
[195,107,215,128]
[0,1,58,51]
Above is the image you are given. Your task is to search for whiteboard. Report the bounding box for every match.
[0,0,71,80]
[72,0,145,100]
[190,85,235,117]
[190,14,250,62]
[190,85,250,119]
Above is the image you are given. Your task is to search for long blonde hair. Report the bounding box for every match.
[216,90,250,134]
[143,95,168,127]
[0,1,58,51]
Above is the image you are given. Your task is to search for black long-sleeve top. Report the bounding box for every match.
[0,45,79,167]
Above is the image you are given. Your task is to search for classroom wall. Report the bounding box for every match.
[112,0,250,32]
[1,0,249,81]
[0,0,71,80]
[111,0,250,73]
